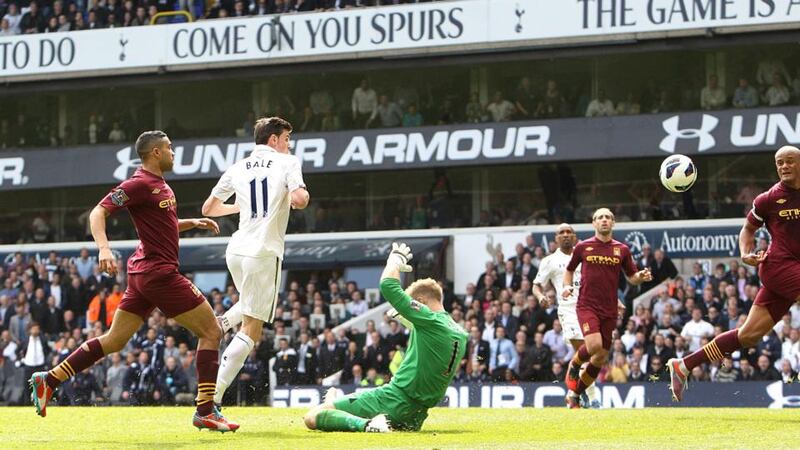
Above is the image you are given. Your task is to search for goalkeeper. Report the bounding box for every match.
[303,242,468,433]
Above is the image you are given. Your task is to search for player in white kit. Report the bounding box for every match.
[532,223,600,408]
[201,117,310,405]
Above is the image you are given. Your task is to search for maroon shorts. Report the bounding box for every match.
[755,260,800,322]
[118,271,206,320]
[576,308,615,350]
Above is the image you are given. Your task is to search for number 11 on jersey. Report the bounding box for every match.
[249,177,268,218]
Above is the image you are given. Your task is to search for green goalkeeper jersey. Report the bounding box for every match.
[379,278,468,408]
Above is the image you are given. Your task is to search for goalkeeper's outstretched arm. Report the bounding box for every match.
[379,242,435,329]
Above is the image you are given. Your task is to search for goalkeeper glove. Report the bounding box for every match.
[387,242,413,272]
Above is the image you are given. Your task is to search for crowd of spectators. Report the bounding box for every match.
[0,249,395,405]
[0,0,443,36]
[1,230,799,407]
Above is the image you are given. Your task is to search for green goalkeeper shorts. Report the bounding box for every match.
[333,384,429,431]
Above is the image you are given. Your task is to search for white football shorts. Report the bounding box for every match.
[226,253,281,323]
[558,304,584,341]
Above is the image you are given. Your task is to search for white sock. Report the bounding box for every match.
[585,382,599,403]
[220,302,244,333]
[214,331,254,404]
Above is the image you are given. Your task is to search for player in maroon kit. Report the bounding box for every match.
[668,145,800,401]
[29,131,239,432]
[561,208,652,408]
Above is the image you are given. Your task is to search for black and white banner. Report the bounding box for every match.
[0,106,797,192]
[3,0,800,80]
[272,381,800,408]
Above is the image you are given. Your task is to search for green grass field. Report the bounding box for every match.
[2,406,797,449]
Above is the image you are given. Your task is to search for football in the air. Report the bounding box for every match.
[659,154,697,193]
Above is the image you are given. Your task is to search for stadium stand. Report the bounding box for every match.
[1,231,798,406]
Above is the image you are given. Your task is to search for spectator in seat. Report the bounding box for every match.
[339,340,362,385]
[585,89,615,117]
[486,91,515,122]
[367,94,403,129]
[20,1,45,34]
[108,122,126,143]
[642,248,678,291]
[647,355,668,381]
[462,326,489,380]
[763,72,791,106]
[779,359,797,383]
[606,353,630,383]
[649,89,673,114]
[352,79,377,128]
[131,6,148,25]
[782,328,800,372]
[488,325,517,381]
[700,75,726,110]
[497,301,519,338]
[536,80,565,118]
[514,77,537,119]
[155,356,190,405]
[2,3,21,35]
[346,290,368,318]
[401,103,423,127]
[739,359,755,380]
[465,92,484,123]
[615,92,641,115]
[317,330,345,378]
[680,307,714,352]
[274,337,298,386]
[752,354,781,381]
[122,352,157,405]
[732,78,759,108]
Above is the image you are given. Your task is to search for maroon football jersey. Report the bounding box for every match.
[99,168,179,274]
[567,236,637,318]
[747,181,800,261]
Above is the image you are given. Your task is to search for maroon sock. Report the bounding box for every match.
[575,345,590,364]
[195,349,219,416]
[575,362,601,395]
[46,338,105,389]
[684,329,740,371]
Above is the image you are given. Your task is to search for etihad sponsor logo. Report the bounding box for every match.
[159,196,177,209]
[778,208,800,220]
[586,255,620,265]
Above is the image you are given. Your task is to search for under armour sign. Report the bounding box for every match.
[659,115,719,153]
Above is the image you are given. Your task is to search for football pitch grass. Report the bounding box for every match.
[3,406,798,449]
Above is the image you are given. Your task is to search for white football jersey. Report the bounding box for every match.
[533,249,581,308]
[211,144,305,258]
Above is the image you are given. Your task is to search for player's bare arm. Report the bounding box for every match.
[739,221,766,266]
[201,195,241,217]
[89,204,117,276]
[561,269,574,299]
[178,218,220,234]
[291,187,310,210]
[532,282,548,303]
[625,268,652,286]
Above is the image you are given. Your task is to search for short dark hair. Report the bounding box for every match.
[254,117,292,145]
[135,130,168,158]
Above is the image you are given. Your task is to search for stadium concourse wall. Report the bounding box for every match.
[0,217,756,294]
[273,381,800,409]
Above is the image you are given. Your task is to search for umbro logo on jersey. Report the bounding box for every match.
[585,247,593,252]
[151,188,161,194]
[777,199,787,204]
